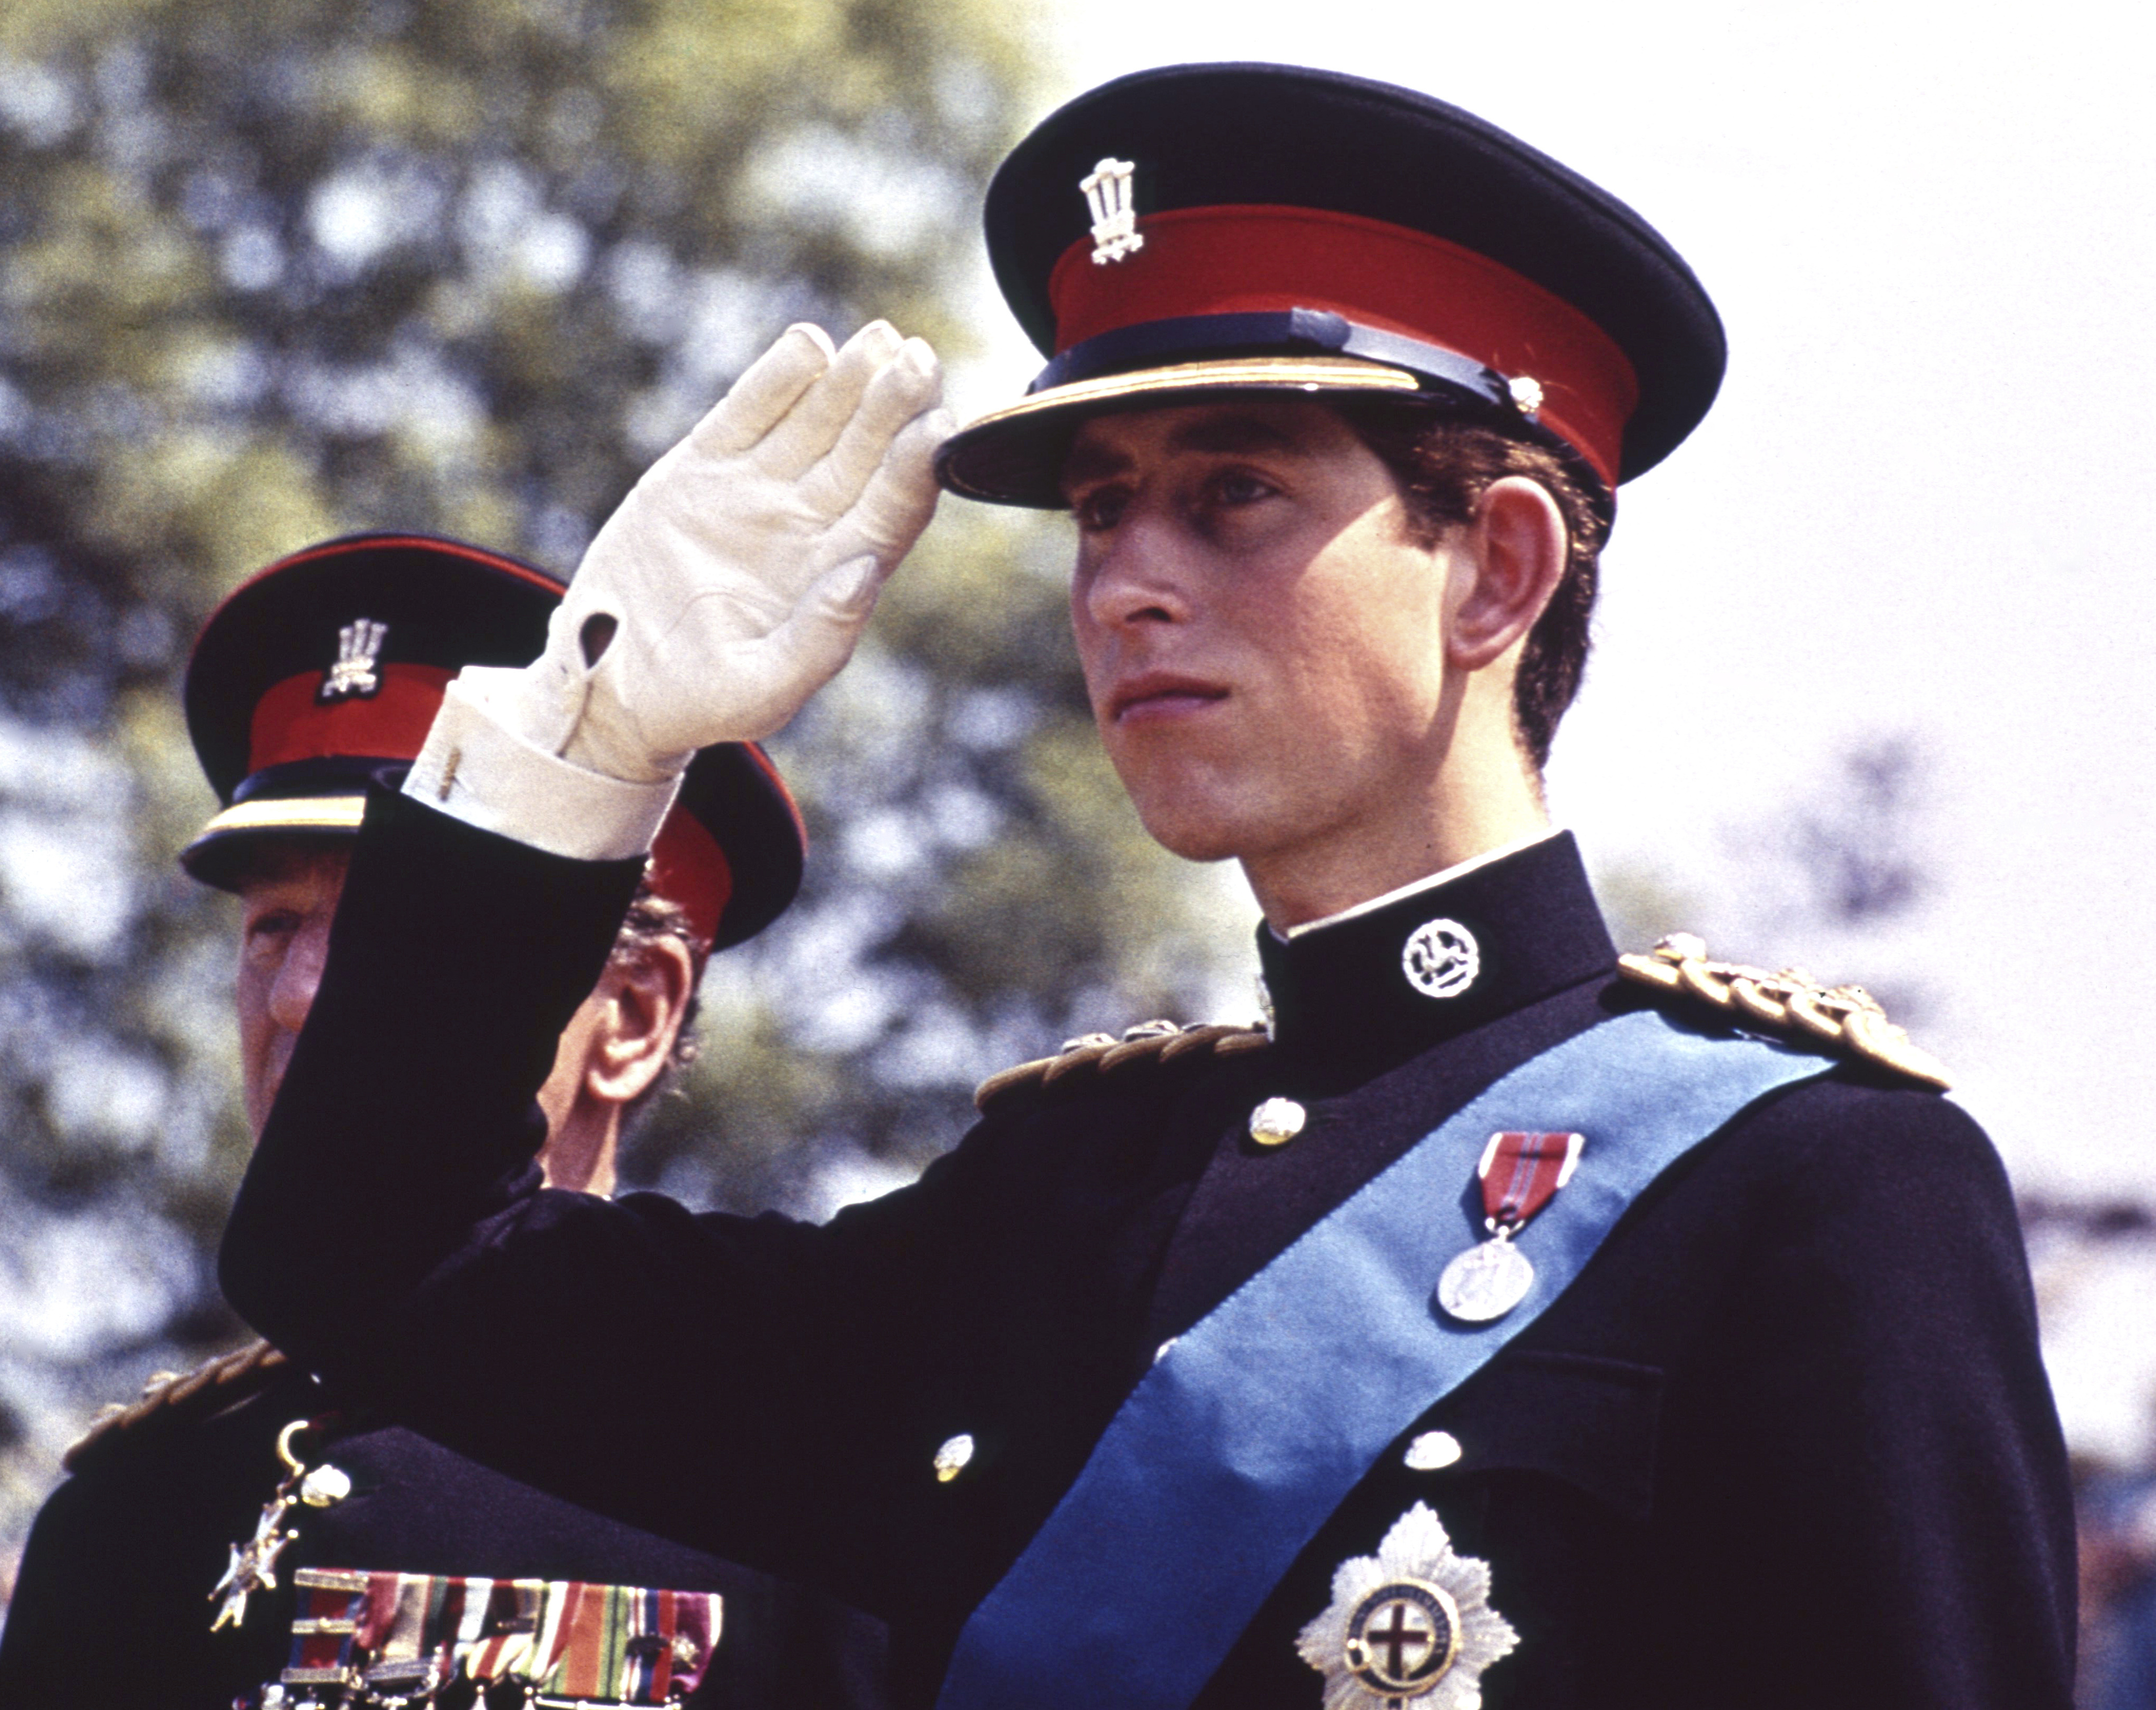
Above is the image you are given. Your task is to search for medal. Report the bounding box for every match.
[209,1488,298,1633]
[1434,1236,1535,1323]
[209,1418,349,1633]
[1297,1501,1518,1708]
[1434,1130,1584,1325]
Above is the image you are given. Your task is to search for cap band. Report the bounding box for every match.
[648,804,734,950]
[1048,204,1639,484]
[248,664,454,774]
[220,661,740,944]
[1031,309,1509,406]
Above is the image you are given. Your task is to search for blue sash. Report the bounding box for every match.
[936,1008,1836,1710]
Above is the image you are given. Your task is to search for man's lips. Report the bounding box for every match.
[1110,673,1230,725]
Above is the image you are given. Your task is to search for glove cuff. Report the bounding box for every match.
[405,668,681,863]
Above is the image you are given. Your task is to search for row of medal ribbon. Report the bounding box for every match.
[264,1568,719,1707]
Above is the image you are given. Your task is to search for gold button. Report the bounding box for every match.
[1249,1097,1307,1148]
[1403,1430,1463,1471]
[934,1433,974,1483]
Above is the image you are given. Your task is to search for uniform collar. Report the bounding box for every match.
[1254,831,1615,1091]
[1276,827,1563,940]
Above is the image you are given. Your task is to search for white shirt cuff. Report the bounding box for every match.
[402,667,680,863]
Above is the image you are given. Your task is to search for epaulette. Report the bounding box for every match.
[974,1018,1272,1113]
[1616,933,1951,1090]
[63,1340,289,1472]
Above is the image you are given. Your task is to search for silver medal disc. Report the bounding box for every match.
[1435,1238,1535,1323]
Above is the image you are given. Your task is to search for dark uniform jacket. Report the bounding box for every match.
[217,790,2077,1708]
[0,1345,890,1707]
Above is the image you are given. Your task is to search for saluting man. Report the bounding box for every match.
[0,535,890,1708]
[217,67,2074,1710]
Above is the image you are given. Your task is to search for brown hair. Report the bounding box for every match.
[1335,403,1610,771]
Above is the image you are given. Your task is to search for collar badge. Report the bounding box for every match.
[1298,1501,1518,1709]
[1081,157,1143,265]
[320,617,387,701]
[1402,918,1479,1000]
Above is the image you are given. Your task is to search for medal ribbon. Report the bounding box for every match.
[1478,1129,1584,1232]
[274,1570,722,1704]
[936,1009,1840,1710]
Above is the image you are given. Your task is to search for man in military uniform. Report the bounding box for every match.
[216,67,2074,1709]
[0,534,889,1707]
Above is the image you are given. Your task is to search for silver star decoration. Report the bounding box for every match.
[209,1494,296,1632]
[1297,1502,1518,1709]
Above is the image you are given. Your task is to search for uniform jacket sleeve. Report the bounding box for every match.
[1639,1080,2076,1708]
[218,787,975,1617]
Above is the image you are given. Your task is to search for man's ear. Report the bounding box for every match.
[1443,475,1569,672]
[585,936,698,1108]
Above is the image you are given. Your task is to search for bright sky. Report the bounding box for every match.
[945,0,2156,1200]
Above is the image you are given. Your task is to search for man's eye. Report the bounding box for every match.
[245,910,300,946]
[1213,470,1275,506]
[1072,488,1127,531]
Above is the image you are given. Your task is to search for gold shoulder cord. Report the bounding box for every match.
[63,1340,288,1471]
[1617,933,1951,1090]
[975,1019,1272,1113]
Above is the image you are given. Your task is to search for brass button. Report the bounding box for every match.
[1403,1430,1463,1471]
[933,1433,974,1483]
[1249,1097,1307,1148]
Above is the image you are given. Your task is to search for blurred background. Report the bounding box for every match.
[1,0,2150,1697]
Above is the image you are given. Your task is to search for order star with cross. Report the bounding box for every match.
[1297,1503,1518,1708]
[1364,1598,1442,1683]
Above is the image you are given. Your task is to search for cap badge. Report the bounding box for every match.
[1402,918,1479,1000]
[1297,1501,1518,1708]
[1080,157,1143,265]
[320,618,387,701]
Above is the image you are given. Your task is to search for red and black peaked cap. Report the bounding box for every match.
[181,532,805,952]
[935,63,1726,508]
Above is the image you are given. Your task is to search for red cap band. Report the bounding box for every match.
[248,665,454,772]
[1048,205,1639,485]
[648,804,734,951]
[248,662,736,947]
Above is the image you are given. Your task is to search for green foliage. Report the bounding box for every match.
[0,0,1260,1597]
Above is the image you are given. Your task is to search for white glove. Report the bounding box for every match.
[499,318,950,783]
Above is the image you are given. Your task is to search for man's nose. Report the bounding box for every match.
[1080,506,1197,631]
[266,916,333,1035]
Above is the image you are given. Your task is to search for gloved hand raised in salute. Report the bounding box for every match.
[408,320,949,857]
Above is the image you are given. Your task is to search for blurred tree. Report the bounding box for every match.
[1590,734,1936,1010]
[0,0,1249,1600]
